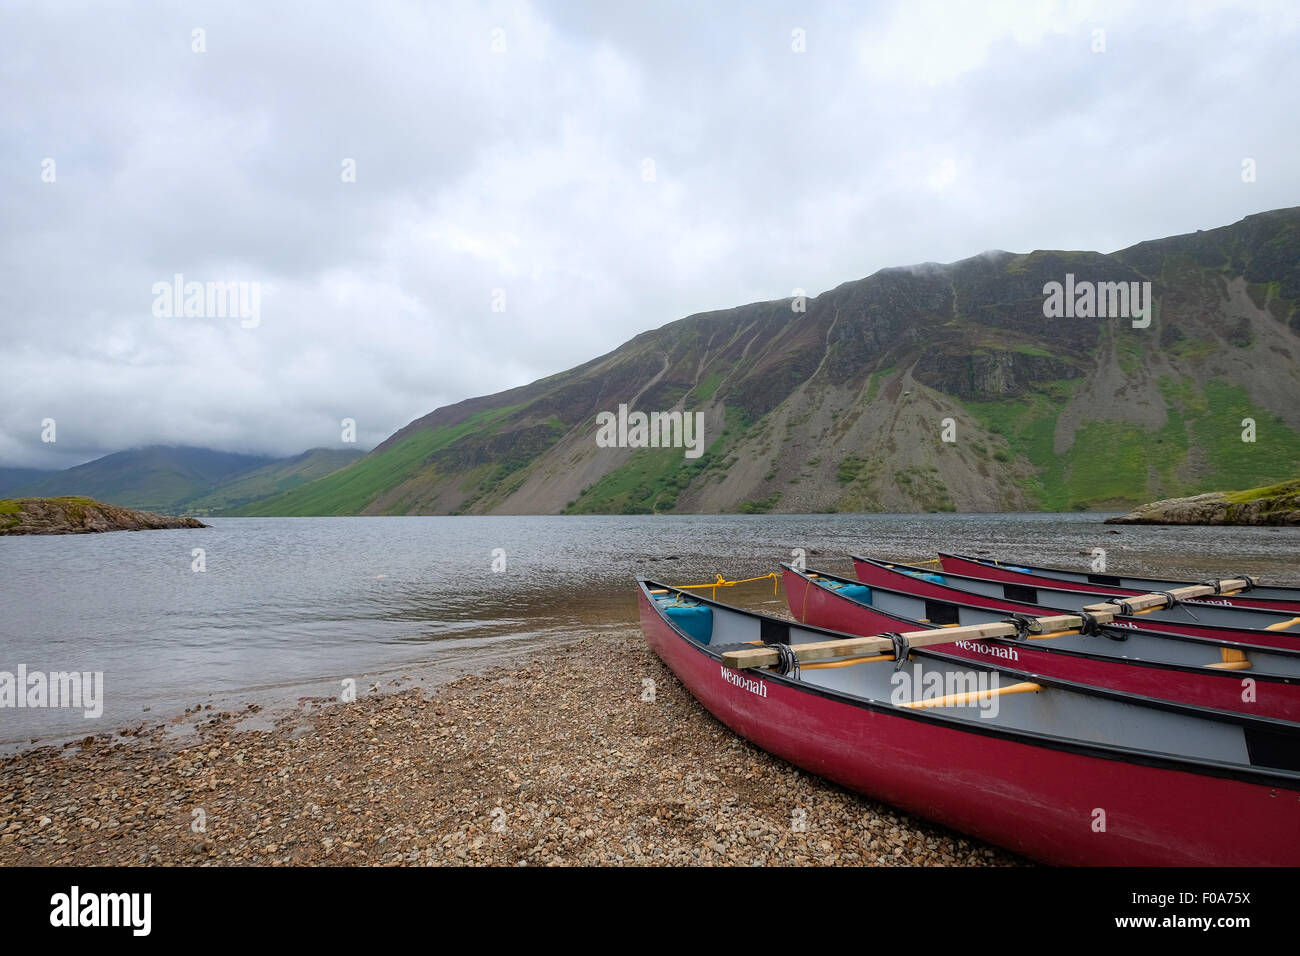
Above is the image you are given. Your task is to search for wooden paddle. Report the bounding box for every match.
[720,577,1256,671]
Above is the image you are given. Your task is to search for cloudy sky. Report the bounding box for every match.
[2,0,1297,468]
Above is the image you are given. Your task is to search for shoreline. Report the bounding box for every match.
[0,630,582,756]
[0,631,1022,866]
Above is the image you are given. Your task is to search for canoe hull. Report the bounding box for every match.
[783,566,1300,722]
[639,586,1300,865]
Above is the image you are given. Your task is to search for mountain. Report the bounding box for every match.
[183,448,366,514]
[0,467,56,497]
[237,207,1300,516]
[10,446,363,514]
[11,446,278,513]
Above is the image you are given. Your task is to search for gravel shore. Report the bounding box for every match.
[0,631,1021,866]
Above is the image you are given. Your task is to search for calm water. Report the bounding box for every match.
[2,514,1298,748]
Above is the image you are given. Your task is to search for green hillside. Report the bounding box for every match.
[962,375,1300,511]
[12,446,277,513]
[185,448,365,514]
[233,408,517,516]
[9,446,365,515]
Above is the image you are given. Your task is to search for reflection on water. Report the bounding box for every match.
[2,513,1297,746]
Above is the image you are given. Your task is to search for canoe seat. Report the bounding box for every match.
[655,596,714,644]
[903,570,946,585]
[822,580,874,605]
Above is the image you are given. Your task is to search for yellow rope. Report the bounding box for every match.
[911,558,943,567]
[677,572,780,599]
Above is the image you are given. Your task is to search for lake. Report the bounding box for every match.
[3,513,1298,748]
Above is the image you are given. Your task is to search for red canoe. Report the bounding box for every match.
[638,579,1300,865]
[939,552,1300,615]
[783,563,1300,722]
[853,555,1300,652]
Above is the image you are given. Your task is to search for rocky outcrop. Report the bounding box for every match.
[912,346,1079,400]
[0,497,208,535]
[1105,480,1300,525]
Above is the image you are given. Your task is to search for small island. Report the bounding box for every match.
[1105,479,1300,526]
[0,496,208,535]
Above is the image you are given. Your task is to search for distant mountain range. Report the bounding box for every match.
[233,206,1300,516]
[4,446,364,514]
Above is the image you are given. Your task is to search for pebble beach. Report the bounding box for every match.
[0,631,1021,867]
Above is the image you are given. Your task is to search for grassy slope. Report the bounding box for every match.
[1223,477,1300,506]
[0,497,19,530]
[233,408,517,516]
[562,408,750,514]
[1183,382,1300,491]
[186,449,364,514]
[962,377,1300,510]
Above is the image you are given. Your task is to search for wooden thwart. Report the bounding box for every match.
[1076,578,1255,617]
[720,615,1082,670]
[719,577,1257,671]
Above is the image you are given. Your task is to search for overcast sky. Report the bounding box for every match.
[2,0,1297,469]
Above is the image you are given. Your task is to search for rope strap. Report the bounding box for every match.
[880,632,911,670]
[1207,574,1257,593]
[1004,613,1041,640]
[1076,610,1127,640]
[1106,597,1135,617]
[769,642,800,679]
[1152,590,1179,610]
[677,572,780,599]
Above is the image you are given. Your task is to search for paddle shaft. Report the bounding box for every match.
[719,577,1256,671]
